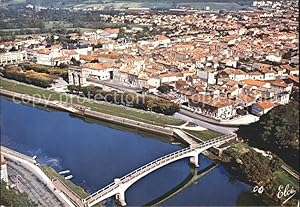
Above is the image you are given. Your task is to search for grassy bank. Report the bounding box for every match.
[0,78,184,126]
[40,165,89,199]
[183,129,222,141]
[272,169,299,193]
[223,143,299,206]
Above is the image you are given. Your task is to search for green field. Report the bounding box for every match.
[0,78,184,126]
[272,170,299,191]
[183,129,222,141]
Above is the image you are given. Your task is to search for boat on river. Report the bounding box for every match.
[59,170,71,175]
[64,175,73,180]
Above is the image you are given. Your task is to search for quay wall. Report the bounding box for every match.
[0,89,174,137]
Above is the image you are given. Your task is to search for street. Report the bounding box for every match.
[174,113,238,134]
[87,78,142,93]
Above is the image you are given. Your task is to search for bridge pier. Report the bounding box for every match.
[218,148,224,157]
[115,191,126,206]
[189,154,199,167]
[114,178,127,206]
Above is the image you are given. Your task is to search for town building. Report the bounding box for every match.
[0,51,28,65]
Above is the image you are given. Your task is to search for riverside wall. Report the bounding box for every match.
[0,89,174,138]
[1,146,76,207]
[83,109,174,137]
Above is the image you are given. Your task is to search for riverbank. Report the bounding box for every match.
[0,88,177,137]
[0,78,225,142]
[1,88,227,163]
[0,79,238,165]
[0,78,184,126]
[1,89,231,164]
[222,143,299,206]
[0,146,76,207]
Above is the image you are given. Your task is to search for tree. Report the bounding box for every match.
[237,96,300,171]
[68,85,180,116]
[93,43,102,48]
[157,85,172,94]
[70,57,80,66]
[67,85,79,94]
[9,46,18,52]
[0,181,37,207]
[59,63,68,68]
[228,150,273,185]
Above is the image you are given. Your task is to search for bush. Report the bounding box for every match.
[157,85,172,94]
[68,85,180,115]
[1,67,55,88]
[0,181,37,207]
[21,64,68,81]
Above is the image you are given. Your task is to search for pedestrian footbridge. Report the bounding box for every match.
[82,134,237,207]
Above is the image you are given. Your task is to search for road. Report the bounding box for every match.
[87,79,142,93]
[281,164,300,181]
[7,160,64,207]
[174,113,238,134]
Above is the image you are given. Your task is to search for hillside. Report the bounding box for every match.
[237,91,300,172]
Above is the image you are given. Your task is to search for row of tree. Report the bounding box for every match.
[1,68,54,88]
[21,63,68,81]
[68,85,179,116]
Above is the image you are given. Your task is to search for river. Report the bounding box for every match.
[0,97,251,206]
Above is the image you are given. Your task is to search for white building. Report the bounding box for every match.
[189,95,236,120]
[0,51,28,65]
[68,63,116,86]
[221,68,249,82]
[251,101,274,116]
[197,69,217,85]
[290,56,299,65]
[160,73,185,84]
[266,54,281,63]
[35,49,79,66]
[275,92,290,105]
[1,155,8,183]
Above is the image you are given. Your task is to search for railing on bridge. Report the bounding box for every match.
[84,146,193,203]
[84,134,237,205]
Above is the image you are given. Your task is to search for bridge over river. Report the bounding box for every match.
[82,133,237,207]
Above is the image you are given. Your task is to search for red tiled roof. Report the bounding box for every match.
[257,101,273,110]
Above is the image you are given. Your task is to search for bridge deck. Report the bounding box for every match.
[84,134,237,206]
[173,129,198,145]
